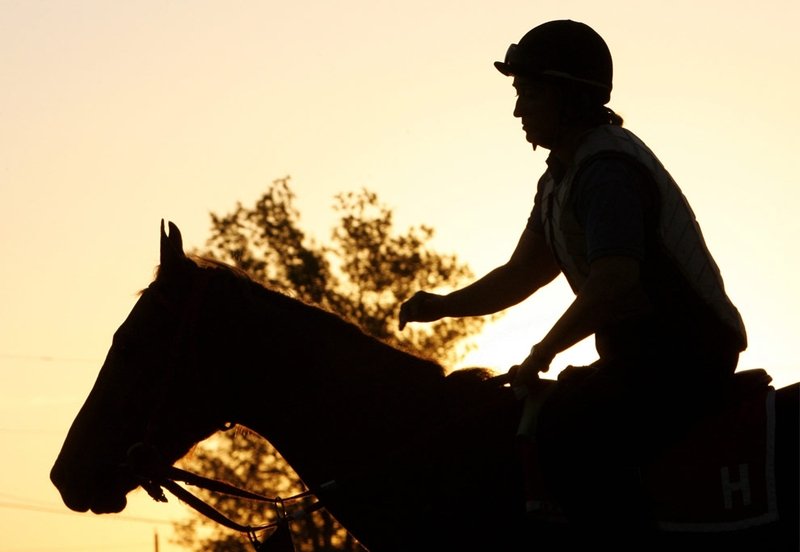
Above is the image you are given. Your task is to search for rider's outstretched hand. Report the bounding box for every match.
[398,291,446,330]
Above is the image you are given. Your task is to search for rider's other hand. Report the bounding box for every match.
[511,345,554,386]
[398,291,445,330]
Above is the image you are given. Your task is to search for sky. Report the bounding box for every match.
[1,1,799,550]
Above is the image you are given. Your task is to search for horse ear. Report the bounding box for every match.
[160,219,186,270]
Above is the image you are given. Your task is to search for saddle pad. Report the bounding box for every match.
[644,387,777,532]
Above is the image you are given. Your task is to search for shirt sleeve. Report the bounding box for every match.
[574,155,649,263]
[525,173,549,236]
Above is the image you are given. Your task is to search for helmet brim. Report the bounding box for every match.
[493,61,514,77]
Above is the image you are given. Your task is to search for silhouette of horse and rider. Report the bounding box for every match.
[52,20,798,552]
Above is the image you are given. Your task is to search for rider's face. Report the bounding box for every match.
[513,76,561,150]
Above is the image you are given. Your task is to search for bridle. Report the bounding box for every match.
[126,440,323,550]
[118,266,322,550]
[117,262,518,551]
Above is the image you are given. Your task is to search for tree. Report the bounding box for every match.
[173,177,489,551]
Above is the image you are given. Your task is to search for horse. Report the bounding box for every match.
[51,221,799,551]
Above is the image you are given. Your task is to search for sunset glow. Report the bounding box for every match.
[2,1,799,549]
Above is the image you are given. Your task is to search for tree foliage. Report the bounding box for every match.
[173,177,488,551]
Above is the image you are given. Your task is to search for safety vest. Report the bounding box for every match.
[540,125,747,347]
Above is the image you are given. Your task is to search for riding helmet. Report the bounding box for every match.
[494,20,613,104]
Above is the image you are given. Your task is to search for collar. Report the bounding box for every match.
[545,153,567,184]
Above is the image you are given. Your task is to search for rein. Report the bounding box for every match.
[129,263,518,550]
[125,441,323,548]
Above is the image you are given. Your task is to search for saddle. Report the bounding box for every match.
[519,368,777,532]
[644,369,777,532]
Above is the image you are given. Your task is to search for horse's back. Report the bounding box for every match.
[776,381,799,551]
[519,372,799,551]
[647,377,798,551]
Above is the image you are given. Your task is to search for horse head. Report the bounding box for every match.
[50,221,238,514]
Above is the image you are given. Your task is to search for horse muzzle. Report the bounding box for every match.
[50,458,136,514]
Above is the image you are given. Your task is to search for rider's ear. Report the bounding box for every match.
[159,219,188,274]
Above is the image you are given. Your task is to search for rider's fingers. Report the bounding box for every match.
[398,295,419,331]
[538,363,550,373]
[398,304,409,331]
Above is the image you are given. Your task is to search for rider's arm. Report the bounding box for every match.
[399,227,560,329]
[531,255,646,364]
[515,157,653,378]
[443,228,560,317]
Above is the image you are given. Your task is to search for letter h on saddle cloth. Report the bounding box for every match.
[516,377,778,532]
[645,385,778,532]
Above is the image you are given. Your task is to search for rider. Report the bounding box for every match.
[399,19,747,546]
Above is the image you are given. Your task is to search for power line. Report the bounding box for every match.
[0,539,153,552]
[0,353,99,364]
[0,427,62,435]
[0,491,57,508]
[0,500,174,526]
[0,493,178,551]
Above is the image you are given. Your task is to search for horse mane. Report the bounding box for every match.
[160,255,450,385]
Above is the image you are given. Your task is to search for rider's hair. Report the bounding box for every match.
[606,107,624,126]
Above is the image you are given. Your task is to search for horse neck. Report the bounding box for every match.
[229,290,447,486]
